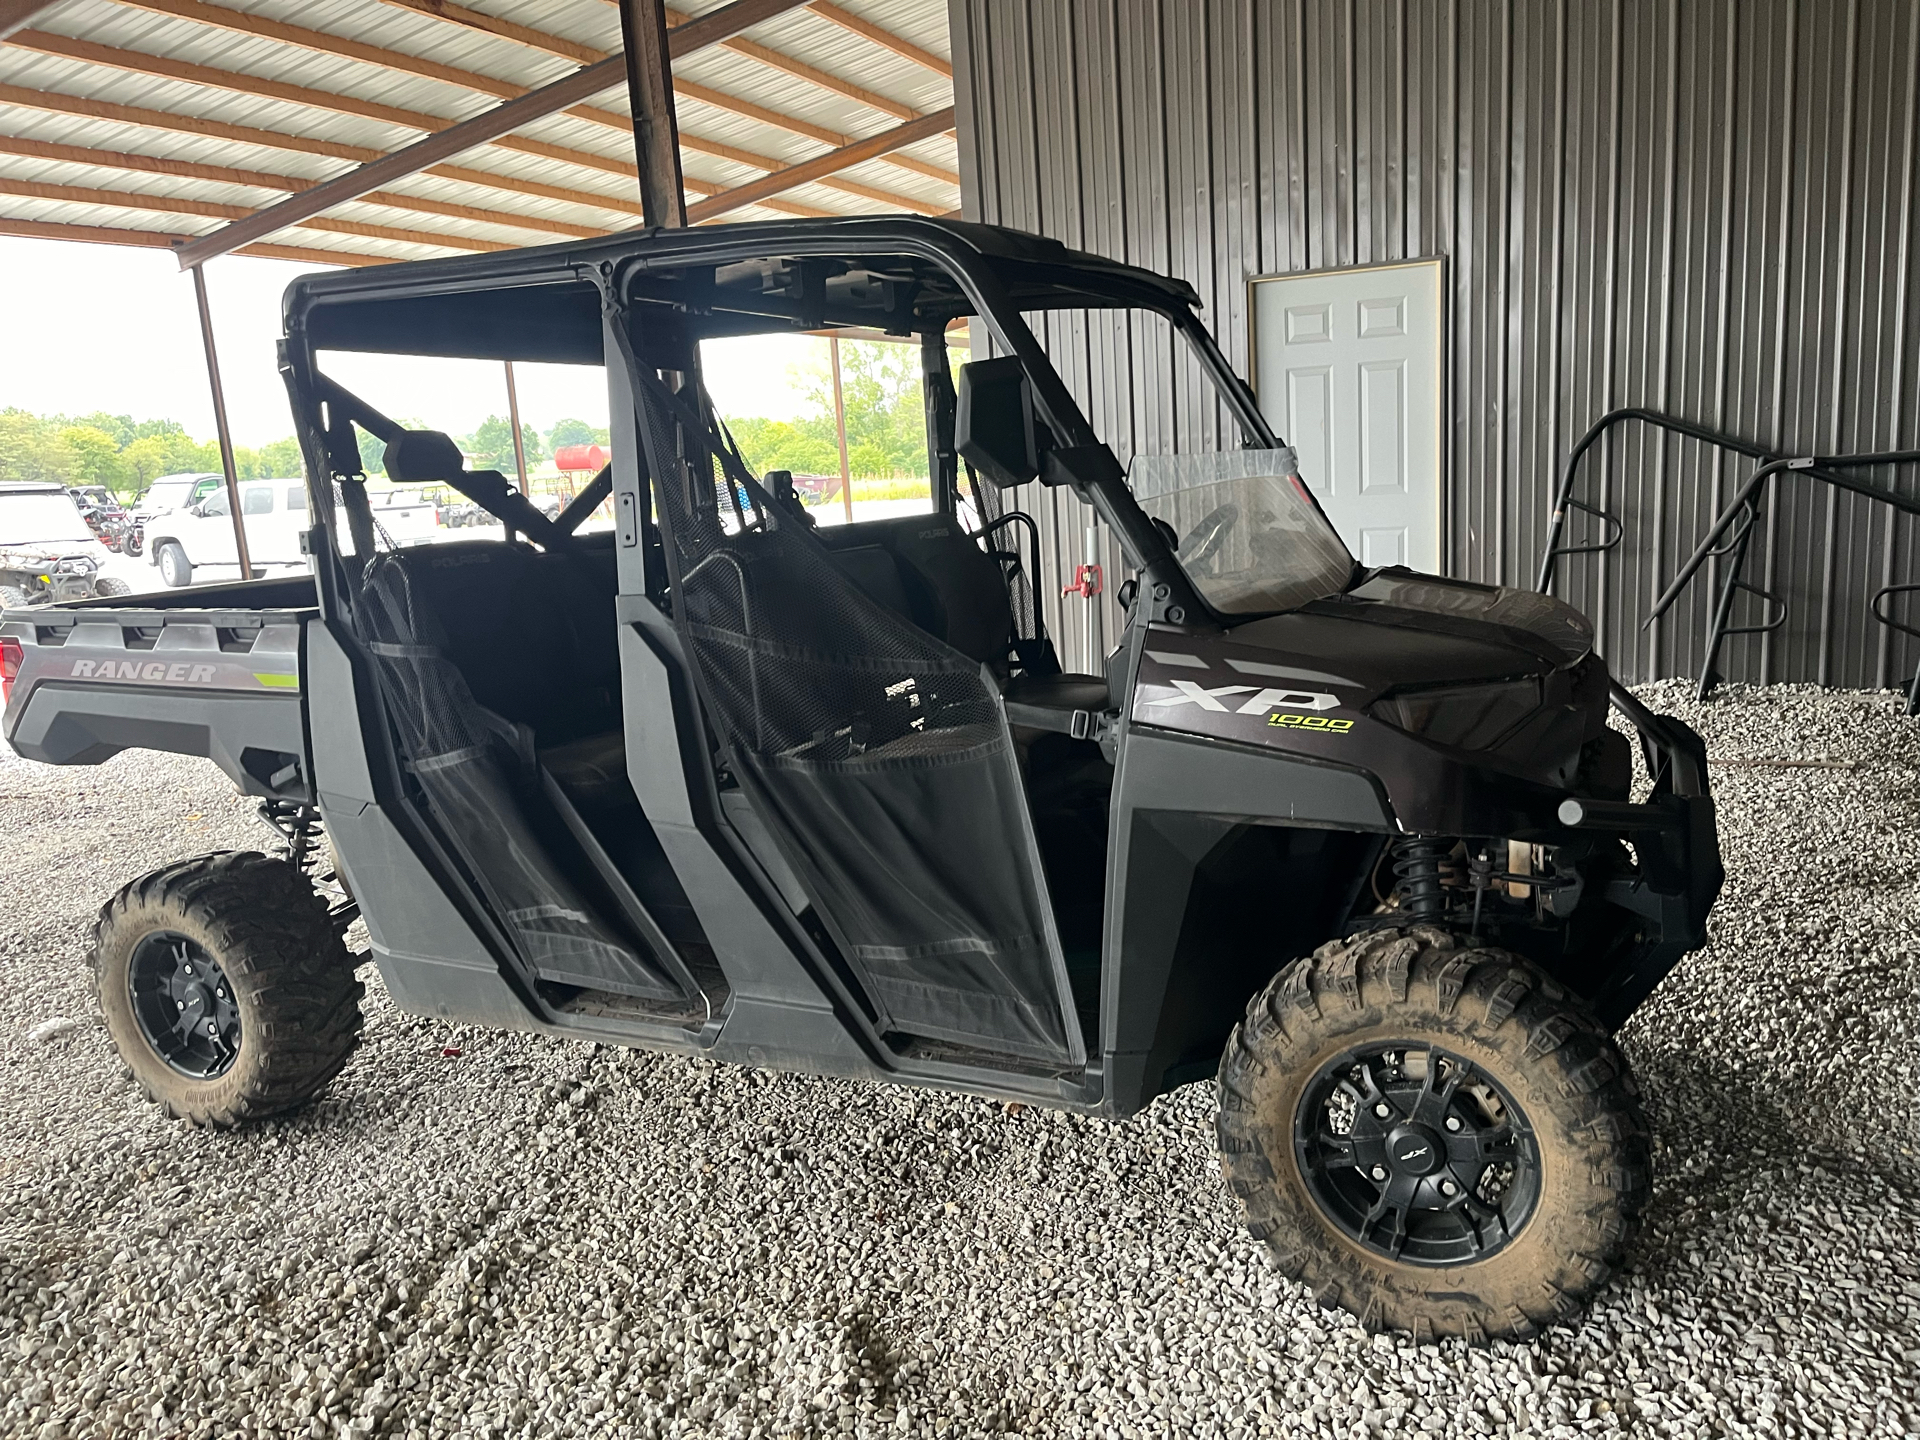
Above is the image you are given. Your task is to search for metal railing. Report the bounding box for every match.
[1535,407,1920,702]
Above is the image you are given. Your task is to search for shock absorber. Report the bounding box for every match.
[1391,835,1453,918]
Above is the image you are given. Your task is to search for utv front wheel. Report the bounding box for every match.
[1216,925,1649,1342]
[90,852,363,1127]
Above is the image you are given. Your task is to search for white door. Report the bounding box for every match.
[1250,259,1445,573]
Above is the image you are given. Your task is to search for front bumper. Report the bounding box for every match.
[1566,684,1725,1026]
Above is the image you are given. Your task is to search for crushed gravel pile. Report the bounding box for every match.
[3,683,1919,1440]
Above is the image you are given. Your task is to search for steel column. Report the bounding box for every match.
[619,0,686,229]
[504,360,529,490]
[830,335,853,523]
[189,262,253,582]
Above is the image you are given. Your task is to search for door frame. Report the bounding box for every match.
[1246,256,1450,574]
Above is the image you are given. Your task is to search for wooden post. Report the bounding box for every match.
[830,335,853,523]
[618,0,687,228]
[189,262,255,581]
[504,360,529,490]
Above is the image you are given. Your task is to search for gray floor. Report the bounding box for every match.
[2,683,1916,1440]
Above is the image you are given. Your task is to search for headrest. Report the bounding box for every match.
[382,430,465,483]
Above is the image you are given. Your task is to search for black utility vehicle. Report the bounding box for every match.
[0,481,132,606]
[0,220,1722,1341]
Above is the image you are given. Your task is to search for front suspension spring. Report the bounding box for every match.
[1391,836,1454,917]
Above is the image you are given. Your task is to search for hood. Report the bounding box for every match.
[0,539,110,568]
[1129,573,1609,834]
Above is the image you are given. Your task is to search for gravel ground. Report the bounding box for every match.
[3,682,1919,1440]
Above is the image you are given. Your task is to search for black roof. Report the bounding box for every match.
[282,216,1203,366]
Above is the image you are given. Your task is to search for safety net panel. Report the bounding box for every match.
[633,368,1078,1064]
[357,552,685,1001]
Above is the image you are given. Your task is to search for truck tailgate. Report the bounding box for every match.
[2,593,314,799]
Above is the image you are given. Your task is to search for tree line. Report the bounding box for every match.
[0,409,613,495]
[728,341,933,481]
[1,338,932,498]
[0,409,301,494]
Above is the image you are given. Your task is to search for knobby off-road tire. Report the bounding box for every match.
[90,851,363,1127]
[1216,925,1650,1342]
[93,576,133,597]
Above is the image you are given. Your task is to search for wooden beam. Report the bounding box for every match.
[0,215,390,266]
[0,177,513,253]
[12,17,873,200]
[0,0,61,41]
[373,0,602,64]
[804,1,951,77]
[12,30,453,132]
[107,0,525,100]
[716,34,916,121]
[685,107,954,222]
[0,138,613,238]
[9,31,648,185]
[0,88,831,222]
[373,0,956,190]
[0,134,311,193]
[159,55,629,265]
[0,82,387,163]
[618,0,685,227]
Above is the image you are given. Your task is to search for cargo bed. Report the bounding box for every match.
[1,573,318,799]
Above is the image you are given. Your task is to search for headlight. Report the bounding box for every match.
[1372,678,1542,750]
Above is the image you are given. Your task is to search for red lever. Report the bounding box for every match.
[1063,563,1103,600]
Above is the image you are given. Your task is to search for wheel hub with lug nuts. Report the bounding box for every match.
[128,930,241,1079]
[1293,1041,1541,1266]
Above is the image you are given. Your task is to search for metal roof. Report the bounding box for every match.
[0,0,958,268]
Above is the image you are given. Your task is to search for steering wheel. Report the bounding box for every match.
[1180,503,1239,571]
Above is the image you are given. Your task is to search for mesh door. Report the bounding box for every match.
[357,553,685,1001]
[634,372,1079,1063]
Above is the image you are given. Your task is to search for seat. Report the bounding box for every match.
[818,514,1013,664]
[537,729,629,810]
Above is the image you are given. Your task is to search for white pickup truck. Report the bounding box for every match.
[143,479,441,587]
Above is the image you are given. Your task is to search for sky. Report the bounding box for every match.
[0,236,831,447]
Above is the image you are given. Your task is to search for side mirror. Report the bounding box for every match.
[956,357,1045,488]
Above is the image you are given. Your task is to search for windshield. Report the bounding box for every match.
[0,492,97,545]
[143,480,195,509]
[1130,450,1353,614]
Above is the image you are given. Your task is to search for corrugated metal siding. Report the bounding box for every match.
[952,0,1920,689]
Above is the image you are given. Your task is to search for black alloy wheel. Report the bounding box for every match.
[91,851,363,1127]
[1293,1040,1539,1266]
[1215,924,1650,1341]
[127,929,242,1079]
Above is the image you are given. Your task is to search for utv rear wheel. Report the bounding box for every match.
[90,851,363,1127]
[1216,925,1649,1342]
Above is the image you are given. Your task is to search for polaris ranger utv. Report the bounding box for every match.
[0,482,134,606]
[0,219,1721,1342]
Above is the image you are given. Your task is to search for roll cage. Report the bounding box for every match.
[278,217,1282,631]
